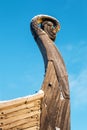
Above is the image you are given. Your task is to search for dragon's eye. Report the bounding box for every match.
[52,25,55,29]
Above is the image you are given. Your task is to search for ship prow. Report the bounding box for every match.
[0,14,70,130]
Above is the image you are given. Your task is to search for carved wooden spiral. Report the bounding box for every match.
[30,15,60,41]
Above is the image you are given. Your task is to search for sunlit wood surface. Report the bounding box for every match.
[0,92,44,130]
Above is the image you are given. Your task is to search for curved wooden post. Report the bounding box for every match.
[30,15,70,130]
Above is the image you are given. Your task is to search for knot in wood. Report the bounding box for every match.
[48,82,52,87]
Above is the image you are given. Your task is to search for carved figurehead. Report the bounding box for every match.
[0,15,70,130]
[30,15,60,41]
[30,15,70,99]
[31,15,70,130]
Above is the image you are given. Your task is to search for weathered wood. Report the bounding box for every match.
[1,116,39,129]
[31,15,70,130]
[0,110,40,125]
[0,92,44,109]
[2,106,40,118]
[23,126,39,130]
[0,14,70,130]
[0,100,40,115]
[0,92,44,130]
[40,61,70,130]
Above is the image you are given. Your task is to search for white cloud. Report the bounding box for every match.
[59,40,87,65]
[58,40,87,108]
[69,68,87,107]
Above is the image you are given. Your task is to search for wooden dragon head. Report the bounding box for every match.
[30,15,60,41]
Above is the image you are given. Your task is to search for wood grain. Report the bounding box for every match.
[0,92,44,130]
[40,61,70,130]
[30,15,70,130]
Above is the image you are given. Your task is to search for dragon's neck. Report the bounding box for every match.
[30,15,60,68]
[30,15,70,99]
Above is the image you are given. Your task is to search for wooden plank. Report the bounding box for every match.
[24,126,39,130]
[14,121,40,129]
[1,116,39,129]
[2,119,40,130]
[0,110,40,126]
[0,91,43,129]
[0,106,40,119]
[0,100,41,116]
[0,92,44,109]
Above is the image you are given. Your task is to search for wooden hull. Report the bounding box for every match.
[0,91,44,130]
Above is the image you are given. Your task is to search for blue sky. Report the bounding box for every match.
[0,0,87,129]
